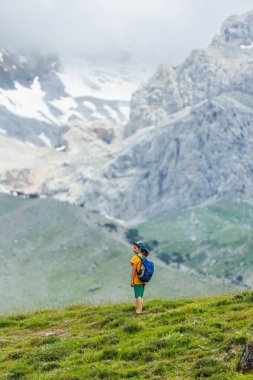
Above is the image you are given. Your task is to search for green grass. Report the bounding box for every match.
[1,292,253,379]
[135,193,253,285]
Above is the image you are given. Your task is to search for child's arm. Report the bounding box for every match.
[130,264,136,287]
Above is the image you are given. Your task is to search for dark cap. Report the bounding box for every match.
[133,240,147,250]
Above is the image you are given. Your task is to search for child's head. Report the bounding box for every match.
[133,241,149,257]
[133,243,142,255]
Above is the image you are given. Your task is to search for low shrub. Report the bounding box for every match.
[123,324,142,333]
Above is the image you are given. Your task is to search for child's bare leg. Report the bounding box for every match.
[135,297,142,314]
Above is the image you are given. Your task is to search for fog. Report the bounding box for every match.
[1,0,253,66]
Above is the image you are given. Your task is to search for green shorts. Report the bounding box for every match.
[134,284,145,298]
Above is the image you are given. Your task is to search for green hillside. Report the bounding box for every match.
[135,193,253,288]
[0,193,128,314]
[0,292,253,379]
[0,194,237,315]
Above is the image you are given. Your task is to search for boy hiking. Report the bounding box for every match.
[130,240,153,316]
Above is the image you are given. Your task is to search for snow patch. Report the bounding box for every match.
[240,42,253,50]
[103,105,120,123]
[67,110,85,121]
[119,105,130,120]
[0,52,3,63]
[92,112,106,120]
[50,96,85,123]
[39,133,52,147]
[55,145,66,152]
[19,55,27,64]
[56,65,146,101]
[83,101,96,111]
[1,48,9,56]
[50,96,77,112]
[0,128,6,134]
[0,77,60,125]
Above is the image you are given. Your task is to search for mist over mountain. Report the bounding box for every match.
[1,9,253,224]
[1,1,253,67]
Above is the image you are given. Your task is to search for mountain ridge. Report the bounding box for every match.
[1,11,253,222]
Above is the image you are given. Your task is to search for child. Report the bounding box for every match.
[130,240,149,316]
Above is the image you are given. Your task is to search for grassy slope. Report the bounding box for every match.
[135,193,253,286]
[0,194,130,314]
[0,292,253,379]
[0,194,238,315]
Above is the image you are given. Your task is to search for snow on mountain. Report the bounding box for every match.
[3,11,253,223]
[240,42,253,49]
[57,65,144,100]
[49,96,84,124]
[0,48,151,147]
[56,63,151,127]
[0,77,60,125]
[28,9,253,222]
[0,48,153,207]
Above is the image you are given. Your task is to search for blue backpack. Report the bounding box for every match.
[137,255,154,282]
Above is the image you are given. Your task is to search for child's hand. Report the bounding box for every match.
[130,281,134,287]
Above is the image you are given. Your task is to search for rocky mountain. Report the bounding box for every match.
[2,11,253,222]
[0,49,150,204]
[77,10,253,221]
[72,92,253,221]
[0,48,148,147]
[126,11,253,136]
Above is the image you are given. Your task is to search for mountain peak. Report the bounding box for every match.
[212,10,253,48]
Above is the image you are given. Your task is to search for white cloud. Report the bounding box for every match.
[0,0,253,66]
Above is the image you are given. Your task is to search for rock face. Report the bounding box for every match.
[237,341,253,373]
[58,10,253,221]
[125,10,253,137]
[126,64,183,136]
[72,93,253,221]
